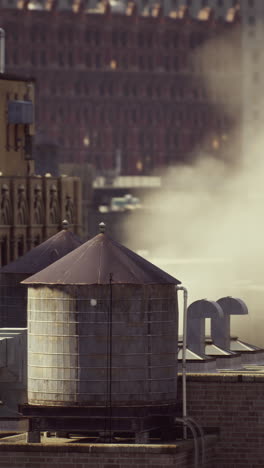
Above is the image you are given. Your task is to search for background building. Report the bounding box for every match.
[0,73,82,266]
[0,1,241,176]
[132,0,263,163]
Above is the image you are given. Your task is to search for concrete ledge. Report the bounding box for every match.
[0,432,27,443]
[0,434,218,454]
[178,373,264,382]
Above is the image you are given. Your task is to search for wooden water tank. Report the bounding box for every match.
[24,230,180,407]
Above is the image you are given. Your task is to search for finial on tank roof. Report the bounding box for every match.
[62,219,69,230]
[99,222,106,233]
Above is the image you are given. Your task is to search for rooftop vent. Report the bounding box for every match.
[187,299,224,356]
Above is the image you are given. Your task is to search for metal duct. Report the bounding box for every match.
[187,299,224,355]
[212,297,248,349]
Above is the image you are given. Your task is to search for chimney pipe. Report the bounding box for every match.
[0,29,5,74]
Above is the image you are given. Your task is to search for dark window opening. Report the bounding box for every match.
[139,56,145,70]
[17,237,24,257]
[68,52,73,66]
[85,53,91,67]
[95,54,101,68]
[40,51,46,66]
[1,238,8,266]
[85,30,90,43]
[94,30,101,46]
[58,52,64,67]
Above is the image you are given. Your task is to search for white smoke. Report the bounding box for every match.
[122,26,264,347]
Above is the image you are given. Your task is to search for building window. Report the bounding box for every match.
[30,27,37,41]
[108,82,113,96]
[248,0,255,6]
[170,87,176,98]
[131,109,137,124]
[40,51,46,66]
[248,16,256,25]
[112,31,118,46]
[85,30,90,43]
[68,29,73,42]
[68,52,73,66]
[147,85,153,98]
[138,32,145,47]
[173,33,178,48]
[164,56,170,71]
[94,30,101,46]
[58,52,64,67]
[75,82,81,95]
[99,83,105,96]
[85,53,91,67]
[146,33,153,47]
[121,31,127,47]
[122,56,128,69]
[95,54,101,68]
[59,107,64,118]
[76,110,81,123]
[132,85,137,97]
[100,108,105,123]
[139,56,145,70]
[13,51,18,65]
[148,56,153,70]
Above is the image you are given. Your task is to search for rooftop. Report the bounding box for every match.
[23,229,181,285]
[0,226,83,275]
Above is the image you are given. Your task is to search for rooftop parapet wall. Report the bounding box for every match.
[0,437,218,468]
[179,373,264,468]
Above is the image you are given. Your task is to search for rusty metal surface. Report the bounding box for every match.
[0,229,83,275]
[23,233,180,285]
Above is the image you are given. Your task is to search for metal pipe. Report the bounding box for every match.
[175,417,199,468]
[0,29,5,74]
[176,285,188,439]
[188,416,205,466]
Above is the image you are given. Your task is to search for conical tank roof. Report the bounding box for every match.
[0,226,83,275]
[23,231,181,285]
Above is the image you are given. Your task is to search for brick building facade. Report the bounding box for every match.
[0,73,82,266]
[0,374,263,467]
[0,1,241,175]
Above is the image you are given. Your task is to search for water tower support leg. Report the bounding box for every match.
[27,430,41,443]
[135,431,149,444]
[27,418,41,443]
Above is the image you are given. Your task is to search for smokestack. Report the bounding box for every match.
[0,29,5,74]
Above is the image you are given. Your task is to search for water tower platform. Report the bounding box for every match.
[20,402,178,444]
